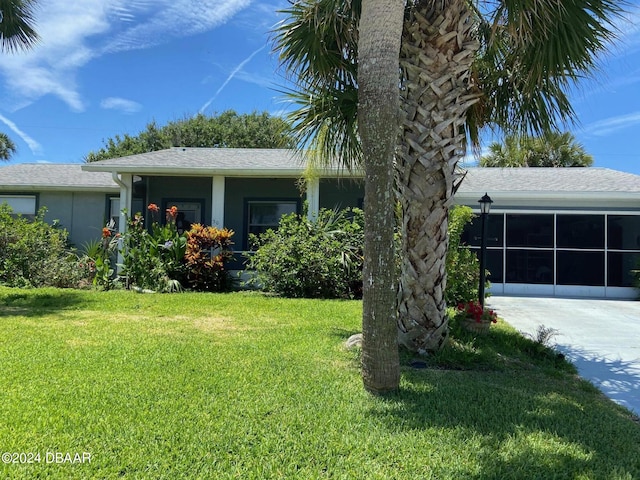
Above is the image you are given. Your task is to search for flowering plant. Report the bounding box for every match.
[455,301,498,324]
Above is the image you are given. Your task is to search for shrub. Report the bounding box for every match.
[445,205,482,305]
[81,227,120,290]
[184,224,235,291]
[119,205,234,293]
[119,207,186,292]
[0,204,88,288]
[248,208,364,299]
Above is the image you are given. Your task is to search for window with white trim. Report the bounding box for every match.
[246,200,298,248]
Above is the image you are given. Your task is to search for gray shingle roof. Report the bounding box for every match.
[2,151,640,197]
[0,163,118,191]
[82,147,313,176]
[458,167,640,194]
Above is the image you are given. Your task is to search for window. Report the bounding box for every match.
[0,195,36,215]
[608,215,640,250]
[461,213,503,247]
[246,200,299,248]
[557,251,605,286]
[162,200,204,234]
[470,247,504,283]
[608,252,640,287]
[506,250,554,284]
[506,214,553,248]
[556,214,604,249]
[108,197,120,226]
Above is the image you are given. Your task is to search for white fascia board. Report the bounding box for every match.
[0,185,119,193]
[82,165,363,178]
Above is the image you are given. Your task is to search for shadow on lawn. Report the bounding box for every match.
[0,289,88,317]
[366,327,640,478]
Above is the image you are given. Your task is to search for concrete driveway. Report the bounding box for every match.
[486,296,640,417]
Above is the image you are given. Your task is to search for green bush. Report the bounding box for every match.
[445,205,482,305]
[0,204,88,288]
[248,208,364,299]
[120,206,187,292]
[119,204,234,292]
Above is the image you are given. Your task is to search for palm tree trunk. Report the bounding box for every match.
[396,0,480,353]
[358,0,404,392]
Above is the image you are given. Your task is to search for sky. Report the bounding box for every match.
[1,0,640,174]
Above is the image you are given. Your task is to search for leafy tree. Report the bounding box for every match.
[85,111,296,162]
[480,132,594,167]
[274,0,622,354]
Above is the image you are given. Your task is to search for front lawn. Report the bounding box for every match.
[0,287,638,479]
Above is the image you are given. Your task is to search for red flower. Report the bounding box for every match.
[456,300,498,324]
[102,227,112,238]
[166,205,178,221]
[147,203,159,213]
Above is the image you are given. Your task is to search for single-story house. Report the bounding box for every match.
[1,147,639,298]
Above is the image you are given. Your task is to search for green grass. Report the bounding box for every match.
[0,287,638,479]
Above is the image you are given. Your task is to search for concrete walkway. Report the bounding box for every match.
[486,296,640,417]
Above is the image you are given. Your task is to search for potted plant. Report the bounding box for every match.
[454,300,498,334]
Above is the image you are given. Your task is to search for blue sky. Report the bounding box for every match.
[1,0,640,174]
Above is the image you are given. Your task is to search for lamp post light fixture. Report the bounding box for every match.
[478,193,493,308]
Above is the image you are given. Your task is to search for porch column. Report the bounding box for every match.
[306,177,320,220]
[116,173,132,234]
[113,173,132,273]
[211,176,225,228]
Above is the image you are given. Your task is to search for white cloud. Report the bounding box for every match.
[100,0,252,54]
[0,0,251,112]
[583,111,640,136]
[0,114,43,155]
[100,97,143,114]
[199,45,267,114]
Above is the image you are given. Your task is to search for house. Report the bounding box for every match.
[0,163,118,247]
[1,147,639,298]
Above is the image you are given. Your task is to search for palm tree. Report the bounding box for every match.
[480,132,594,167]
[0,132,17,161]
[274,0,622,354]
[357,0,404,393]
[0,0,39,52]
[1,0,39,162]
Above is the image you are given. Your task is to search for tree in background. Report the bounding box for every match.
[274,0,622,355]
[0,132,16,161]
[1,0,39,161]
[480,132,593,167]
[84,111,296,162]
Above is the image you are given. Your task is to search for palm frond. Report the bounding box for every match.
[470,0,625,137]
[272,0,362,171]
[0,132,17,161]
[0,0,40,53]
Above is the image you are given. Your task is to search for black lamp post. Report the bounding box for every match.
[478,193,493,308]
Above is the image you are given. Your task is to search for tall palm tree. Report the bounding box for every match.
[357,0,404,393]
[1,0,39,161]
[274,0,622,353]
[480,132,594,167]
[0,0,39,52]
[0,132,17,160]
